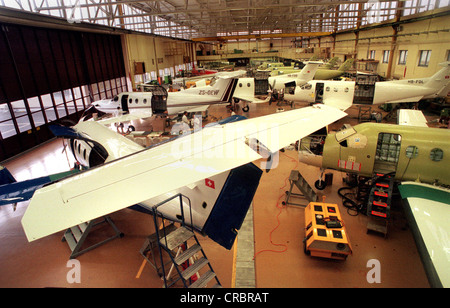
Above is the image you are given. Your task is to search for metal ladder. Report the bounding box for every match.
[148,194,221,288]
[62,216,123,259]
[284,170,318,207]
[366,174,395,237]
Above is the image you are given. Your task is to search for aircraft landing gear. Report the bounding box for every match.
[315,169,327,190]
[314,179,327,190]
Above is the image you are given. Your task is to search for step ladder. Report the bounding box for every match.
[62,216,123,259]
[148,194,221,288]
[140,223,178,276]
[284,170,318,207]
[366,174,395,237]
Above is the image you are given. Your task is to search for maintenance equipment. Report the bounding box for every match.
[303,202,352,260]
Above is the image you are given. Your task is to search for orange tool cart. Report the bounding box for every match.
[303,202,352,260]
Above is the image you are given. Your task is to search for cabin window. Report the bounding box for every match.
[247,83,251,87]
[325,87,330,92]
[429,148,443,162]
[113,96,119,102]
[83,149,87,160]
[129,98,132,104]
[135,99,139,103]
[344,87,349,92]
[405,146,419,159]
[239,83,243,87]
[333,87,338,92]
[143,99,147,104]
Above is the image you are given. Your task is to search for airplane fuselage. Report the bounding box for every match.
[94,78,237,116]
[284,62,450,110]
[299,122,450,186]
[284,78,448,111]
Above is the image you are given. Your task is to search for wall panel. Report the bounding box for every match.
[0,22,127,161]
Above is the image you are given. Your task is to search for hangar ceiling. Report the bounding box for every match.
[1,0,446,41]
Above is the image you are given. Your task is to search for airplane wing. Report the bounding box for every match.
[233,94,270,104]
[96,111,153,125]
[183,104,210,113]
[21,104,347,241]
[397,109,428,127]
[322,97,353,111]
[398,182,450,288]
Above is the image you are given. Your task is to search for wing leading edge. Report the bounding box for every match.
[21,104,346,241]
[399,182,450,288]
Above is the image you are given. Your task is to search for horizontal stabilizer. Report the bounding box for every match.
[0,169,80,206]
[0,166,16,185]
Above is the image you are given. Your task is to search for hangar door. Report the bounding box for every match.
[0,23,127,161]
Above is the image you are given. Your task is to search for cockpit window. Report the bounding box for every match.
[300,84,312,90]
[113,96,119,102]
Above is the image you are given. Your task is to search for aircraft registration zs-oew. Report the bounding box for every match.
[284,61,450,111]
[21,104,347,250]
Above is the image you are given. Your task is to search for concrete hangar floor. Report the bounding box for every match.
[0,100,430,288]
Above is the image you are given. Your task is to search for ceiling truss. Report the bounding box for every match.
[1,0,447,41]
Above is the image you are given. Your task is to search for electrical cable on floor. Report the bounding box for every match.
[253,151,298,260]
[338,186,365,216]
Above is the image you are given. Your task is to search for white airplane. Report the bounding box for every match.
[92,76,238,118]
[266,61,324,92]
[20,104,347,250]
[233,61,324,112]
[283,61,450,111]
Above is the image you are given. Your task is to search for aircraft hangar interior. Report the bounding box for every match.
[0,0,449,292]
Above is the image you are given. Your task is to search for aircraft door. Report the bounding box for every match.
[373,132,401,175]
[353,74,377,104]
[144,85,168,114]
[315,82,324,103]
[121,94,129,113]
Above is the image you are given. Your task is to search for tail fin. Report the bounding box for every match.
[338,58,354,72]
[323,57,339,69]
[188,77,238,103]
[0,166,16,185]
[295,61,323,85]
[424,61,450,91]
[217,77,239,103]
[202,163,263,249]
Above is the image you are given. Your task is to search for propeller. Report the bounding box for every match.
[267,79,278,104]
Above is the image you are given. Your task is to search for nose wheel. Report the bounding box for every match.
[315,170,327,190]
[314,179,327,190]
